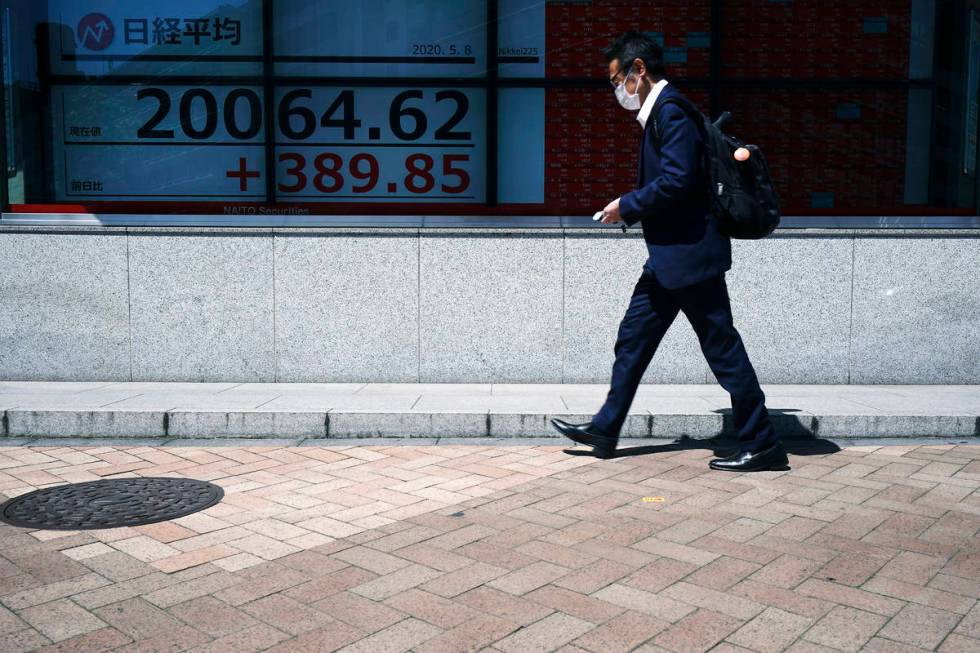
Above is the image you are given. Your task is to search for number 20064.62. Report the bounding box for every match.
[136,88,471,142]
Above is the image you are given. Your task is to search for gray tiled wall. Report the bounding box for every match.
[128,232,276,382]
[849,235,980,383]
[1,226,977,384]
[276,230,419,382]
[0,231,130,380]
[727,234,854,384]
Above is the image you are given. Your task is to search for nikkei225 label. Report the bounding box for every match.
[274,87,485,203]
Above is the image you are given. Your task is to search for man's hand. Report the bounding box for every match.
[600,197,623,224]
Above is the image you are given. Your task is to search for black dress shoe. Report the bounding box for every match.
[550,418,617,458]
[709,441,788,472]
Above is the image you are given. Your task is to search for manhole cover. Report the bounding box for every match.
[0,477,223,530]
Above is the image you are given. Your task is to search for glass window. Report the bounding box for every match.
[1,1,976,219]
[3,0,264,211]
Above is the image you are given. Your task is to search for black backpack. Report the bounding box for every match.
[651,94,781,239]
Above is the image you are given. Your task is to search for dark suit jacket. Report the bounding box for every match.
[618,84,732,290]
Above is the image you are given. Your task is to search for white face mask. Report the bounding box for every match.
[614,64,642,111]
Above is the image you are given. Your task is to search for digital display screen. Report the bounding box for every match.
[4,0,948,216]
[44,0,534,206]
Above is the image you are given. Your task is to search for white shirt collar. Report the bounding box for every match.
[637,78,669,129]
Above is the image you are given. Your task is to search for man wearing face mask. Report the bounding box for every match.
[551,31,787,473]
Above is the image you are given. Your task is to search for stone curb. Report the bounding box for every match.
[3,409,977,440]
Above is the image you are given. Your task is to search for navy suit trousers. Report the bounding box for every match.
[592,269,778,452]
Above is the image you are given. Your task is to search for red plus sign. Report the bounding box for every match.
[226,157,260,191]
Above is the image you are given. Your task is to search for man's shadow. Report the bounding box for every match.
[564,407,841,463]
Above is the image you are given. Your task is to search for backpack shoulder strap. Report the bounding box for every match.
[650,94,714,197]
[651,94,706,142]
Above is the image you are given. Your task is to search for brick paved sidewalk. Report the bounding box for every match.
[0,440,978,652]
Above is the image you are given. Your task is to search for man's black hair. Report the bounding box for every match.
[602,31,665,79]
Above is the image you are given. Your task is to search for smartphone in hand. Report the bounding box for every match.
[594,211,628,233]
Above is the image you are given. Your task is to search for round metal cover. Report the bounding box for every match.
[0,477,223,530]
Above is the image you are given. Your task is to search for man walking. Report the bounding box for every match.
[551,31,787,472]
